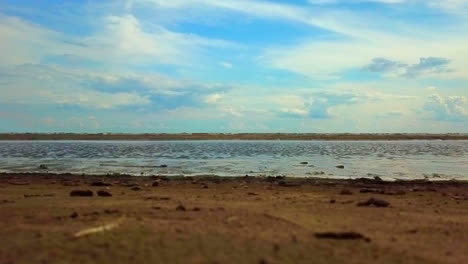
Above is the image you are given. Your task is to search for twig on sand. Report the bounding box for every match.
[74,217,124,237]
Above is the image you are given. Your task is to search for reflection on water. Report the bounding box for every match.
[0,140,466,180]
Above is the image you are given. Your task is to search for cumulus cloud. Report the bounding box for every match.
[0,64,229,110]
[423,94,468,122]
[277,92,366,119]
[363,58,407,74]
[204,93,223,104]
[363,57,452,78]
[0,13,237,68]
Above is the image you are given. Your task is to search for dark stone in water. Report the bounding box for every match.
[70,190,93,197]
[300,162,308,165]
[357,198,390,207]
[97,190,112,197]
[336,165,345,169]
[39,164,48,170]
[315,232,370,242]
[159,165,168,168]
[374,176,383,181]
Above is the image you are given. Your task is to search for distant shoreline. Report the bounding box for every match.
[0,133,467,141]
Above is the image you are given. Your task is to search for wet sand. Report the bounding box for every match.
[1,173,467,264]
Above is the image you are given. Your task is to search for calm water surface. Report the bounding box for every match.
[0,140,466,180]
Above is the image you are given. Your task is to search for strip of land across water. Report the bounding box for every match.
[1,173,467,264]
[1,133,467,140]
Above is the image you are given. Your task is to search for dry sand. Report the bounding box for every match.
[1,173,467,264]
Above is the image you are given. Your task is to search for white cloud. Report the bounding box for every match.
[220,61,233,69]
[0,64,150,109]
[262,33,468,79]
[423,94,468,122]
[0,13,237,68]
[205,93,223,104]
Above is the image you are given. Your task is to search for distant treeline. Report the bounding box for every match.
[0,133,467,140]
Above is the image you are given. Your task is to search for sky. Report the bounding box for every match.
[0,0,467,133]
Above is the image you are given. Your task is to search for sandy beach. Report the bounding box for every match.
[1,173,467,264]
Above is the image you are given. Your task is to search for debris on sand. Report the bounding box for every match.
[315,232,370,242]
[74,217,124,237]
[357,198,390,207]
[336,165,345,169]
[340,189,353,195]
[131,186,142,191]
[359,188,405,195]
[70,212,79,218]
[97,190,112,197]
[90,181,112,187]
[70,190,93,197]
[104,209,120,214]
[7,181,30,185]
[278,181,300,187]
[247,192,258,196]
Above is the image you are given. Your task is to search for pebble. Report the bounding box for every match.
[97,190,112,197]
[357,198,390,207]
[70,190,93,197]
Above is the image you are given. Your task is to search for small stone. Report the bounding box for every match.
[357,198,390,207]
[104,209,120,214]
[152,181,159,187]
[91,181,112,187]
[193,207,201,211]
[336,165,345,169]
[300,162,308,165]
[131,186,142,191]
[97,190,112,197]
[70,190,93,197]
[314,232,370,242]
[159,164,168,168]
[176,205,186,211]
[70,212,78,218]
[340,189,353,195]
[39,164,48,170]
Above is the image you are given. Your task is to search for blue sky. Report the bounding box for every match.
[0,0,467,133]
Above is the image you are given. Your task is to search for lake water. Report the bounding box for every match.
[0,140,466,180]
